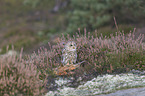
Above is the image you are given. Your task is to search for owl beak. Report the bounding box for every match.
[73,47,75,49]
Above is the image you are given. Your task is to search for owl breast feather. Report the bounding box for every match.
[62,49,77,65]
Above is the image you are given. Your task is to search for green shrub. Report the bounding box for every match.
[66,0,145,34]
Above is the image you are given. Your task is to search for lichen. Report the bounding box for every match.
[45,73,145,96]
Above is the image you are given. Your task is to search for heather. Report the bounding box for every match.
[30,28,145,78]
[0,50,46,96]
[1,28,145,95]
[43,29,145,95]
[1,0,145,54]
[1,0,145,96]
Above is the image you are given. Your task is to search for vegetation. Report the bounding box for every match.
[1,0,145,95]
[22,0,145,34]
[1,0,145,54]
[66,0,145,34]
[0,0,56,54]
[1,28,145,95]
[0,52,46,95]
[27,29,145,78]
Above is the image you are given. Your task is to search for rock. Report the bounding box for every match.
[0,50,18,58]
[130,69,145,75]
[45,73,145,96]
[7,50,17,56]
[97,87,145,96]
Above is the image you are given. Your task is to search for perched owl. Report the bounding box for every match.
[61,41,77,66]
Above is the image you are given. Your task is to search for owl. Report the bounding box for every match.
[61,41,77,66]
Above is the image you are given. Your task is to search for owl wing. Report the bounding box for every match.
[72,51,77,64]
[75,51,77,63]
[61,48,66,64]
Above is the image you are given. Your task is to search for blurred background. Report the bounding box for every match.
[0,0,145,54]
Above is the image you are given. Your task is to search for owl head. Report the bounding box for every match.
[65,41,76,51]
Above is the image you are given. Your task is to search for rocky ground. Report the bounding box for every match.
[45,70,145,96]
[97,87,145,96]
[1,49,145,96]
[43,27,145,96]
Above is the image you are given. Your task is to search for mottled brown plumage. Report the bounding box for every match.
[61,41,77,66]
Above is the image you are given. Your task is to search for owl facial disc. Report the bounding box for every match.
[65,41,76,51]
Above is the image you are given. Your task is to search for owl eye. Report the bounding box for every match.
[70,44,73,46]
